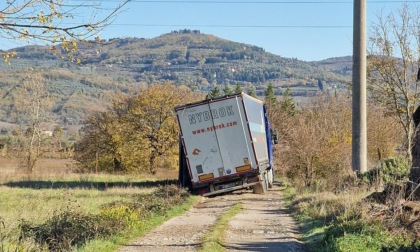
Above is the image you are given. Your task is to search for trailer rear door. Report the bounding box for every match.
[176,95,257,184]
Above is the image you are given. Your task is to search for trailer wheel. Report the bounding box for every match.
[264,171,270,190]
[253,182,264,194]
[267,169,274,188]
[253,172,268,194]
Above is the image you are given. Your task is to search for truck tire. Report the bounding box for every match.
[253,172,268,194]
[264,171,270,190]
[253,182,264,194]
[267,169,274,188]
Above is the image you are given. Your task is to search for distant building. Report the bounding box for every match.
[40,130,53,137]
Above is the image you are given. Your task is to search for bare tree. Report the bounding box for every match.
[0,0,129,62]
[17,70,52,172]
[367,3,420,162]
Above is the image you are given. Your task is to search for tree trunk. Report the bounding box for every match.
[411,131,420,184]
[407,122,414,161]
[149,154,156,175]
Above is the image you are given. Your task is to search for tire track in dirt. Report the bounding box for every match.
[224,185,304,252]
[119,196,238,252]
[119,184,304,252]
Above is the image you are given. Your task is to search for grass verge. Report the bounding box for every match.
[281,182,420,252]
[1,182,197,252]
[199,202,243,252]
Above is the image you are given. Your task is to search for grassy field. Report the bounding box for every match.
[0,157,191,252]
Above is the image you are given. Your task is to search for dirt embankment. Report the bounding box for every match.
[119,184,304,252]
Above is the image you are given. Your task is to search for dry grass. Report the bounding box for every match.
[0,157,180,251]
[293,187,373,224]
[288,183,420,251]
[0,157,178,182]
[0,157,75,184]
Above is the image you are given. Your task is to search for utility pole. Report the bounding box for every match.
[352,0,367,173]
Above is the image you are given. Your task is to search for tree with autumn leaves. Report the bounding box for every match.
[75,84,202,174]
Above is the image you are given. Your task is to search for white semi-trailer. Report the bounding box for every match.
[175,92,277,197]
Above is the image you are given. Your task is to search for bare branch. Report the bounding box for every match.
[368,3,420,160]
[0,0,130,61]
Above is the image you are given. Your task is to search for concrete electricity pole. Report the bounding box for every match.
[352,0,367,173]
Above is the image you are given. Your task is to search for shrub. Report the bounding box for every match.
[99,204,139,229]
[380,156,411,183]
[360,156,411,185]
[135,185,190,215]
[19,210,120,251]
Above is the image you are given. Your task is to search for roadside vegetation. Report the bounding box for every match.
[271,4,420,251]
[273,91,420,251]
[0,164,197,252]
[284,179,420,251]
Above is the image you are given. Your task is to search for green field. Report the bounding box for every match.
[0,158,192,252]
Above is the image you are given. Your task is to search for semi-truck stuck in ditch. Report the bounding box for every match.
[175,92,277,197]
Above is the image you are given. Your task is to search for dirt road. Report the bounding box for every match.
[119,184,304,252]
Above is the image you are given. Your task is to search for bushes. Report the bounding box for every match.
[380,156,411,183]
[273,94,403,192]
[18,185,190,251]
[360,156,411,185]
[276,95,353,192]
[19,211,119,251]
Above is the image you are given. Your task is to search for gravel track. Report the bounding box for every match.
[119,184,304,252]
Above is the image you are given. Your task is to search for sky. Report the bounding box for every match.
[0,1,411,61]
[97,0,406,61]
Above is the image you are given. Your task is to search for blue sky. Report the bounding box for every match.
[97,0,405,61]
[1,1,408,61]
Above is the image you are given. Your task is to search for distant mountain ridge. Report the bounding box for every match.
[0,30,352,128]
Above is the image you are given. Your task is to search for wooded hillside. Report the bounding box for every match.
[0,30,351,127]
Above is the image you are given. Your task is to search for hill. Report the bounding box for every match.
[0,30,352,129]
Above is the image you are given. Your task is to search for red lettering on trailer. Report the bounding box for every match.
[191,121,238,135]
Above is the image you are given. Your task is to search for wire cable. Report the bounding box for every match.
[107,23,352,28]
[75,0,420,4]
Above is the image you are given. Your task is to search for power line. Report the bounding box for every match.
[73,0,420,3]
[107,23,352,28]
